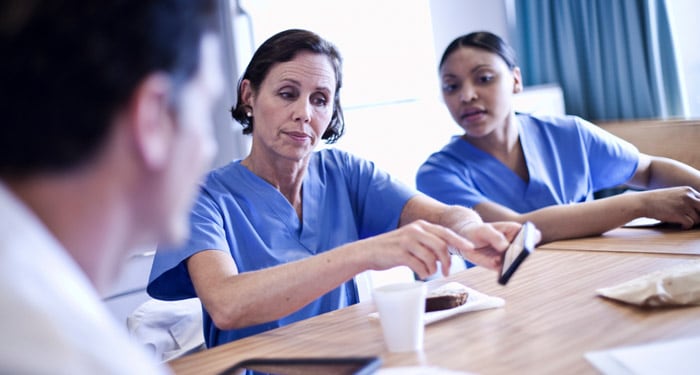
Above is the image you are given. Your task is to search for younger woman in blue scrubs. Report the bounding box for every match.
[148,29,524,348]
[417,31,700,247]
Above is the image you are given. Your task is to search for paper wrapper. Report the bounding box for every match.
[596,260,700,307]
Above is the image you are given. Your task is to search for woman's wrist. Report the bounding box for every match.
[440,205,483,234]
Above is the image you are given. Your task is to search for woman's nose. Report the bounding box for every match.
[460,84,477,102]
[293,100,312,123]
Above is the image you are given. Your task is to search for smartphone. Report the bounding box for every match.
[218,356,382,375]
[498,221,536,285]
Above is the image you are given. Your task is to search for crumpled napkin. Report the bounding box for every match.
[596,260,700,307]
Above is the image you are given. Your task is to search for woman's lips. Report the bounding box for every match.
[460,109,486,122]
[285,131,310,142]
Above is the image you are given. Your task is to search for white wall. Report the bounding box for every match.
[210,1,252,169]
[666,0,700,117]
[428,0,511,65]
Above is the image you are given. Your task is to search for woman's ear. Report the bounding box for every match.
[512,67,523,94]
[127,73,174,170]
[240,79,255,108]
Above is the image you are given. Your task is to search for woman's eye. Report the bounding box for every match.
[279,90,296,99]
[478,74,494,84]
[312,95,328,106]
[442,83,458,93]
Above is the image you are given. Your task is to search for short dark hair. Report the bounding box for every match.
[231,29,345,144]
[440,31,517,70]
[0,0,217,176]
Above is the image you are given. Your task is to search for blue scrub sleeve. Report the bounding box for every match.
[576,117,640,190]
[147,189,229,300]
[416,152,485,209]
[333,150,419,238]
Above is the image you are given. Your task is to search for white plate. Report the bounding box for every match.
[622,217,662,228]
[368,282,505,325]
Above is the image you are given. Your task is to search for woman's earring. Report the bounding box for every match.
[246,111,252,118]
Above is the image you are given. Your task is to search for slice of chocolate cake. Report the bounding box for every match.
[425,285,469,312]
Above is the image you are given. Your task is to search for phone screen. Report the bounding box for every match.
[499,221,536,285]
[219,357,382,375]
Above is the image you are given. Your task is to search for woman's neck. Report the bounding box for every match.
[463,112,520,155]
[463,113,529,182]
[241,149,308,218]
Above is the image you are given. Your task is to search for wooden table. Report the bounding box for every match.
[168,250,700,375]
[537,226,700,255]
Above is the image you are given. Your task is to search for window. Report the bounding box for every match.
[667,0,700,117]
[239,0,438,107]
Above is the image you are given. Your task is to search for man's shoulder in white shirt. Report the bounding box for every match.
[0,183,170,375]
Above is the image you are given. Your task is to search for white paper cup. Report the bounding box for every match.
[372,281,427,352]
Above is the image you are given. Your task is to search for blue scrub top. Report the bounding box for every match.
[148,148,417,347]
[416,113,640,213]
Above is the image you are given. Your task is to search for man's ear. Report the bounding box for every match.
[127,73,174,170]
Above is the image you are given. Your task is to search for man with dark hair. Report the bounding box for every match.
[0,1,223,373]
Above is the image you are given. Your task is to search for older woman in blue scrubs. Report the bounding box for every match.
[148,29,524,348]
[417,31,700,250]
